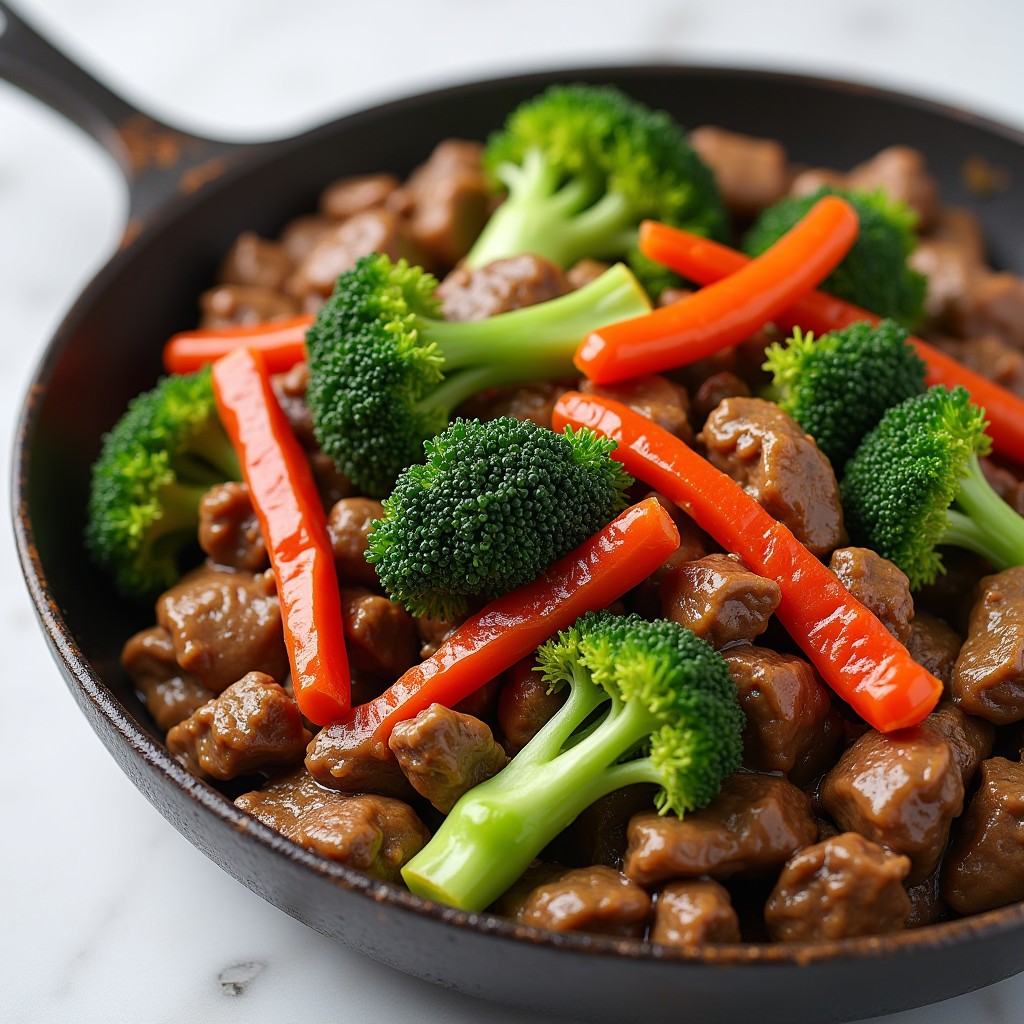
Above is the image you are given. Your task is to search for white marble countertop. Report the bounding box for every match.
[2,1,1023,1021]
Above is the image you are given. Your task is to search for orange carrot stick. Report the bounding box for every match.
[165,315,312,375]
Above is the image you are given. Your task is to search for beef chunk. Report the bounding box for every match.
[199,284,298,328]
[437,253,568,322]
[457,380,569,431]
[279,214,333,263]
[236,771,428,882]
[699,397,846,557]
[820,726,964,884]
[764,833,912,942]
[909,240,981,330]
[570,785,658,870]
[691,371,751,431]
[954,272,1024,349]
[624,774,817,886]
[340,587,419,680]
[218,231,294,292]
[327,497,385,586]
[306,721,415,798]
[723,646,839,784]
[394,139,491,267]
[516,865,651,938]
[936,335,1024,397]
[121,626,215,732]
[651,879,740,946]
[689,126,790,220]
[579,374,693,445]
[197,482,268,572]
[415,611,467,660]
[941,757,1024,914]
[829,547,914,642]
[566,258,610,290]
[660,553,780,649]
[286,209,431,308]
[319,172,398,220]
[951,566,1024,724]
[905,868,947,929]
[156,568,288,693]
[904,611,962,685]
[928,205,986,264]
[166,671,311,780]
[497,658,567,756]
[388,704,507,813]
[925,700,996,787]
[270,361,315,447]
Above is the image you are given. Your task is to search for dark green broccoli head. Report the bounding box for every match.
[85,367,241,599]
[366,417,633,619]
[842,385,1024,588]
[467,83,726,282]
[744,187,926,327]
[763,319,927,469]
[541,610,745,815]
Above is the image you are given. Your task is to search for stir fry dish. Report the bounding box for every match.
[91,83,1024,944]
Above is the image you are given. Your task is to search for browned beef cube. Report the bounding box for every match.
[497,657,567,756]
[909,240,981,330]
[218,231,294,292]
[691,371,751,431]
[198,482,268,572]
[516,865,651,938]
[388,704,507,813]
[279,214,332,263]
[925,701,996,787]
[319,172,399,220]
[690,126,791,220]
[306,721,415,799]
[121,625,215,732]
[723,646,839,784]
[624,774,818,886]
[437,253,568,322]
[660,553,780,650]
[951,567,1024,724]
[457,380,570,431]
[651,879,740,946]
[699,397,846,557]
[327,497,385,586]
[166,671,311,780]
[580,374,693,445]
[156,568,288,693]
[820,726,964,884]
[904,611,962,685]
[199,284,299,328]
[955,272,1024,348]
[765,833,911,942]
[340,587,419,680]
[941,758,1024,914]
[829,547,914,642]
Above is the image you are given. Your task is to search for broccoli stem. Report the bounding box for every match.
[465,150,638,269]
[401,683,658,911]
[941,456,1024,570]
[144,481,209,563]
[429,262,650,378]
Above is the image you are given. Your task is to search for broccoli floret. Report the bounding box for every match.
[85,367,241,599]
[842,385,1024,589]
[401,610,744,911]
[744,187,927,327]
[305,252,649,496]
[763,319,927,469]
[464,84,727,282]
[366,417,632,619]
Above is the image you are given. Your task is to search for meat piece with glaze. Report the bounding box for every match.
[218,231,294,292]
[516,865,651,938]
[941,757,1024,915]
[764,832,912,942]
[925,700,995,787]
[579,374,694,445]
[198,482,268,572]
[497,658,567,756]
[651,879,741,946]
[319,172,399,220]
[156,567,289,694]
[660,553,781,650]
[437,253,568,322]
[624,773,818,886]
[689,126,791,220]
[723,645,840,784]
[121,625,215,732]
[904,611,962,685]
[699,396,847,557]
[306,721,416,799]
[820,726,964,884]
[950,566,1024,724]
[340,586,420,680]
[199,284,299,328]
[388,703,507,813]
[327,497,385,586]
[829,547,914,642]
[236,770,428,882]
[166,671,311,781]
[954,272,1024,349]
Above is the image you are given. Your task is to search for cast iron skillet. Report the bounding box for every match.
[7,3,1024,1021]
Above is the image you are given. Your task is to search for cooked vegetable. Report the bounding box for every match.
[164,315,310,374]
[763,320,927,468]
[212,348,352,724]
[638,218,1024,465]
[842,385,1024,589]
[331,496,680,751]
[85,367,241,599]
[575,195,858,383]
[367,416,632,619]
[401,610,745,911]
[553,391,944,733]
[743,187,927,327]
[464,84,726,282]
[304,252,649,496]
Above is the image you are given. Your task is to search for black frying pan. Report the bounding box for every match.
[7,3,1024,1021]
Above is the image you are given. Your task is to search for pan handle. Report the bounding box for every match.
[0,2,258,232]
